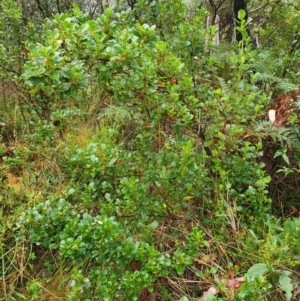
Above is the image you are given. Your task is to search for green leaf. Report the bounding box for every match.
[90,154,98,162]
[49,243,58,249]
[205,293,216,301]
[274,149,289,165]
[238,9,246,21]
[274,149,283,159]
[175,265,185,275]
[210,266,218,275]
[282,153,290,165]
[150,220,159,229]
[109,157,117,166]
[147,286,154,292]
[279,275,293,301]
[248,229,258,240]
[67,188,75,195]
[49,70,60,80]
[180,297,189,301]
[196,271,204,278]
[246,263,269,278]
[13,292,27,300]
[81,23,89,33]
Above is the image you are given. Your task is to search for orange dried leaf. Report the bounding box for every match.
[226,277,245,289]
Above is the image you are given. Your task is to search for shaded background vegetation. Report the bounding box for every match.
[1,0,300,300]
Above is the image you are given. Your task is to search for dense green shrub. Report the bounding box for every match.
[2,1,300,301]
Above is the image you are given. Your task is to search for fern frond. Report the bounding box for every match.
[99,105,132,123]
[273,126,300,148]
[274,80,298,94]
[216,76,230,95]
[252,120,300,149]
[247,54,298,94]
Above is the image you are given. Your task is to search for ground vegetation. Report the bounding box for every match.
[1,0,300,300]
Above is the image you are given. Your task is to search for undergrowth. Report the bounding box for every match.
[1,1,300,301]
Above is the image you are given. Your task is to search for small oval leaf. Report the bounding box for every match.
[238,9,246,20]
